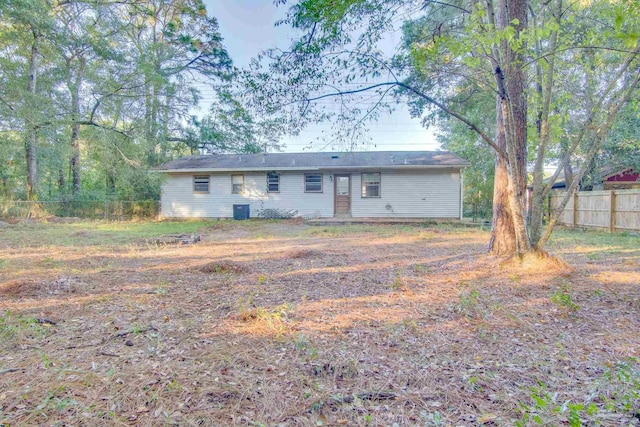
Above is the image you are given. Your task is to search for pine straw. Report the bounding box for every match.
[1,222,639,426]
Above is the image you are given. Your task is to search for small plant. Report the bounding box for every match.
[41,353,53,369]
[413,264,430,273]
[257,274,268,285]
[238,292,256,320]
[390,275,404,291]
[551,286,579,311]
[456,289,485,318]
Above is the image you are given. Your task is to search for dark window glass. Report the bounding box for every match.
[305,174,323,192]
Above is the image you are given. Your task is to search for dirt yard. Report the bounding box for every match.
[1,220,639,426]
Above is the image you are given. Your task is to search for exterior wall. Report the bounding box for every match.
[160,169,462,219]
[350,169,461,218]
[161,171,333,218]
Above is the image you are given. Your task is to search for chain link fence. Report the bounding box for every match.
[0,200,160,220]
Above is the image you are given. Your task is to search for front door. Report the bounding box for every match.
[334,175,351,216]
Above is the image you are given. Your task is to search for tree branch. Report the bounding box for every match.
[285,80,506,159]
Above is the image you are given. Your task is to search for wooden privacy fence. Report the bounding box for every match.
[549,189,640,232]
[0,200,160,220]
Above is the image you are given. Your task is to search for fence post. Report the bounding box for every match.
[609,190,616,233]
[572,192,578,228]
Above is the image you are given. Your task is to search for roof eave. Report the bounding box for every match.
[155,164,469,173]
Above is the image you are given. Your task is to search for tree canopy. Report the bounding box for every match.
[0,0,273,202]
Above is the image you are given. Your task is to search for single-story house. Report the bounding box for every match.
[156,151,469,219]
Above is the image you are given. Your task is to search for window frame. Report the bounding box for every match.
[304,173,323,193]
[361,172,381,198]
[231,174,245,194]
[267,172,280,193]
[193,175,210,194]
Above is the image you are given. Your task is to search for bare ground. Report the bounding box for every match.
[0,221,639,426]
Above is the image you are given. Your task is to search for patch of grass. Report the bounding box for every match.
[0,311,50,345]
[550,228,640,254]
[0,219,215,248]
[38,257,63,269]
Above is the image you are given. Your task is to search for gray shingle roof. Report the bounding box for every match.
[157,151,469,171]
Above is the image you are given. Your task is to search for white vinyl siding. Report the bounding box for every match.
[351,170,461,218]
[161,172,333,218]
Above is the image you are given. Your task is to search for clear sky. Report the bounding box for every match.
[202,0,440,153]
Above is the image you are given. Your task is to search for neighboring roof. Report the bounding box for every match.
[537,166,637,189]
[157,151,469,172]
[602,167,637,182]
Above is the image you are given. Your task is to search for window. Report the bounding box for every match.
[232,174,244,194]
[361,173,381,197]
[267,172,279,193]
[193,175,210,193]
[304,173,323,192]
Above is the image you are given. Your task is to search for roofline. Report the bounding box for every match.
[602,167,634,180]
[155,164,468,173]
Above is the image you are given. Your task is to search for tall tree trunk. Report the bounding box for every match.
[106,172,116,195]
[70,124,81,194]
[58,166,65,191]
[25,32,39,201]
[529,0,561,246]
[488,100,516,255]
[69,57,85,195]
[0,176,7,197]
[145,81,159,166]
[488,0,529,256]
